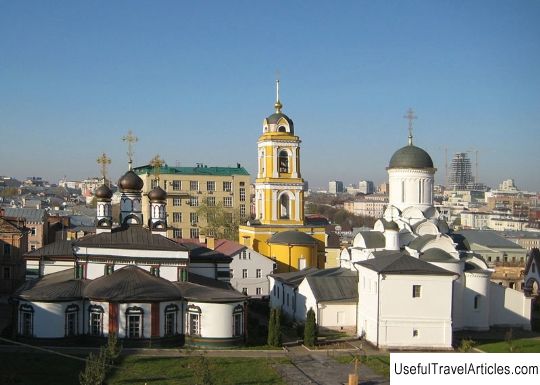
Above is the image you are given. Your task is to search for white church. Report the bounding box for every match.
[270,113,532,350]
[15,164,247,346]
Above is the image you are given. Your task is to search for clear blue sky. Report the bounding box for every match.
[1,0,539,191]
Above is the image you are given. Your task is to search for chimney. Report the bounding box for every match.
[207,236,215,250]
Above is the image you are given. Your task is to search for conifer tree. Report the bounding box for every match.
[267,308,276,346]
[304,308,317,347]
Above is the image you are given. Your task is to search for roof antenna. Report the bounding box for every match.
[403,108,417,145]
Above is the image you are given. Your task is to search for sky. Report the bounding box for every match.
[1,0,539,191]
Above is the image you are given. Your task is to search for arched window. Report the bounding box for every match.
[278,150,289,173]
[233,305,244,337]
[19,304,34,337]
[280,194,290,219]
[278,126,287,133]
[187,305,201,336]
[126,306,144,338]
[88,305,104,336]
[65,304,79,336]
[164,304,179,336]
[473,295,480,310]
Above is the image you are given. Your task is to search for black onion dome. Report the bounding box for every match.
[95,184,113,199]
[118,170,144,191]
[388,145,434,169]
[148,186,167,201]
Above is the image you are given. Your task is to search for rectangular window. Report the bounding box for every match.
[173,228,182,238]
[90,312,102,336]
[240,204,246,217]
[21,311,33,336]
[190,197,199,207]
[223,181,232,192]
[190,180,199,191]
[413,329,419,337]
[242,269,248,278]
[3,267,11,279]
[151,179,158,189]
[207,196,216,206]
[3,244,11,256]
[190,212,198,224]
[256,269,261,278]
[223,196,233,207]
[233,312,242,337]
[189,313,200,335]
[31,227,36,236]
[207,181,215,191]
[256,287,262,295]
[172,180,181,190]
[239,187,246,202]
[173,212,182,223]
[127,315,141,338]
[164,312,176,336]
[104,265,114,275]
[66,312,77,336]
[190,228,199,239]
[173,198,182,206]
[242,287,248,294]
[150,266,160,277]
[412,285,421,298]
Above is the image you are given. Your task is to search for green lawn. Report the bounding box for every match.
[0,352,288,385]
[476,338,540,353]
[334,354,390,378]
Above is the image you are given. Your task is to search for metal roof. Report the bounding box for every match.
[306,268,358,302]
[408,235,437,250]
[75,225,188,251]
[357,231,386,249]
[455,230,523,250]
[134,165,250,176]
[356,252,456,276]
[419,248,459,263]
[4,207,47,222]
[268,231,318,245]
[176,273,246,302]
[24,240,75,259]
[388,144,434,169]
[15,269,88,301]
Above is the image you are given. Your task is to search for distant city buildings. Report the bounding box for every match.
[447,152,486,191]
[358,180,374,195]
[328,180,344,195]
[344,193,388,218]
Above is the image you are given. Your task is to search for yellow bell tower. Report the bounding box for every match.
[239,81,326,272]
[255,79,304,226]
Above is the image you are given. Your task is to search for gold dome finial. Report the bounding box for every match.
[274,76,282,113]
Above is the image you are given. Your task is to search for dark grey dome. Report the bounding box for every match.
[268,231,317,245]
[420,248,459,263]
[95,184,113,199]
[388,145,434,169]
[381,219,399,231]
[118,170,144,191]
[148,186,167,202]
[266,112,294,133]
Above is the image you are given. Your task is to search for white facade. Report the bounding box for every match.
[230,248,274,296]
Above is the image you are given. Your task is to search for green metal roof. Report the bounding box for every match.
[388,144,434,169]
[134,165,250,177]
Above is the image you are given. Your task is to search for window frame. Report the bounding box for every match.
[187,305,202,336]
[19,304,34,337]
[88,305,104,336]
[125,306,144,339]
[65,304,79,337]
[164,304,179,336]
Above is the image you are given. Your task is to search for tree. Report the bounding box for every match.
[104,333,122,365]
[79,350,106,385]
[267,308,282,347]
[267,308,276,346]
[304,308,317,347]
[196,202,244,241]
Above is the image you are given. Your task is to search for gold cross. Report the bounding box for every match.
[122,130,138,168]
[403,108,417,145]
[96,152,111,182]
[149,154,164,181]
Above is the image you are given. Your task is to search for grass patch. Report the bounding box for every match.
[0,352,85,385]
[334,354,390,378]
[477,338,540,353]
[0,352,289,385]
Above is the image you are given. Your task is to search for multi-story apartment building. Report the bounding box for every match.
[3,207,48,252]
[343,193,388,218]
[0,210,28,295]
[135,164,250,240]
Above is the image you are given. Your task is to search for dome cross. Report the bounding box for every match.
[96,152,111,185]
[122,130,138,170]
[403,108,417,145]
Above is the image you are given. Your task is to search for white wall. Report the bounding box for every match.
[159,301,183,337]
[188,301,243,338]
[42,260,75,275]
[22,300,83,338]
[462,272,490,331]
[489,283,531,330]
[118,303,152,338]
[318,302,356,330]
[87,300,110,336]
[357,268,380,343]
[230,249,274,296]
[378,274,453,349]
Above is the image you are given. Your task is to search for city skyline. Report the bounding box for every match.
[1,1,539,191]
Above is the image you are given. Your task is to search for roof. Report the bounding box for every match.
[268,231,318,245]
[177,238,246,257]
[455,230,524,250]
[357,231,386,249]
[3,207,47,222]
[24,240,75,259]
[408,235,437,251]
[270,267,319,287]
[306,268,358,302]
[178,242,232,263]
[15,269,88,301]
[176,273,246,302]
[75,225,188,251]
[134,165,250,177]
[356,252,456,276]
[388,144,434,169]
[380,219,399,231]
[265,112,294,130]
[85,265,181,301]
[419,248,459,263]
